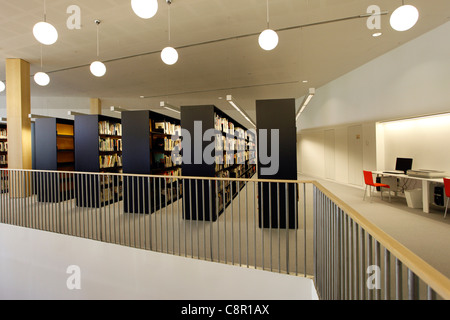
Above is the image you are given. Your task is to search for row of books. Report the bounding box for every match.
[154,121,181,136]
[99,154,122,169]
[163,167,182,177]
[0,142,7,152]
[99,137,122,152]
[153,137,180,152]
[214,135,247,152]
[154,153,179,168]
[0,129,6,139]
[215,113,234,134]
[99,121,122,136]
[0,155,6,165]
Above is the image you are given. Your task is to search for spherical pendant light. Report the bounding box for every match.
[0,81,5,93]
[33,21,58,45]
[131,0,158,19]
[258,29,279,51]
[34,72,50,86]
[161,47,178,65]
[390,5,419,32]
[90,61,107,77]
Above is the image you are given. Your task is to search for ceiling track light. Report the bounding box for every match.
[33,0,58,45]
[160,101,180,114]
[0,81,5,93]
[90,20,107,77]
[296,88,315,121]
[390,1,419,32]
[67,111,88,116]
[28,114,52,120]
[110,106,128,113]
[259,0,279,51]
[161,0,179,65]
[226,95,256,127]
[131,0,158,19]
[0,117,7,122]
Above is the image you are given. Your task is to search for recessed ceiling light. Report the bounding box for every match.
[140,96,145,98]
[302,80,308,83]
[372,32,383,37]
[218,97,223,100]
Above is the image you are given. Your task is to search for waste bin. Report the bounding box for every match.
[405,189,422,209]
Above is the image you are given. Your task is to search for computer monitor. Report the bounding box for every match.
[395,158,413,174]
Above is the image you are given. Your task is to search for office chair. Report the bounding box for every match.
[444,178,450,218]
[363,170,391,202]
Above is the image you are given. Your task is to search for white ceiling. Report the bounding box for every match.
[1,0,450,125]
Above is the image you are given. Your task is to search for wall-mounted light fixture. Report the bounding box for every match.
[226,95,256,127]
[295,88,315,121]
[160,101,180,114]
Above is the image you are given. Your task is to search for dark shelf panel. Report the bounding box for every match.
[181,105,255,222]
[122,110,181,214]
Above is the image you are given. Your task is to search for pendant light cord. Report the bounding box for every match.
[40,45,43,71]
[168,3,171,44]
[96,21,100,58]
[266,0,270,28]
[43,0,47,22]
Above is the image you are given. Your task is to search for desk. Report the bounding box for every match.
[373,171,444,213]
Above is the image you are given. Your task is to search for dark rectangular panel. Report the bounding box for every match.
[256,99,297,180]
[74,115,100,172]
[122,110,151,174]
[256,98,298,229]
[35,118,57,170]
[181,105,215,178]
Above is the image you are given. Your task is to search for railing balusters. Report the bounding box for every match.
[0,169,448,301]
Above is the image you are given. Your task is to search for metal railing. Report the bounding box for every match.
[313,184,450,300]
[0,169,449,300]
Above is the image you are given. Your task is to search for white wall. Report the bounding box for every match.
[0,224,317,300]
[378,114,450,174]
[297,22,450,185]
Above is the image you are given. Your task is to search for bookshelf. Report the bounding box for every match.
[0,122,7,194]
[181,105,256,221]
[0,122,7,168]
[122,110,182,214]
[256,99,297,229]
[74,115,122,208]
[35,118,75,202]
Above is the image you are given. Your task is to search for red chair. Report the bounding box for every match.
[363,171,391,202]
[444,178,450,218]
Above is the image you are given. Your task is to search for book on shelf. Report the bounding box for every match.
[154,153,178,169]
[0,142,7,152]
[0,129,6,139]
[99,137,122,152]
[99,154,122,169]
[154,121,181,136]
[0,155,6,165]
[99,121,122,136]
